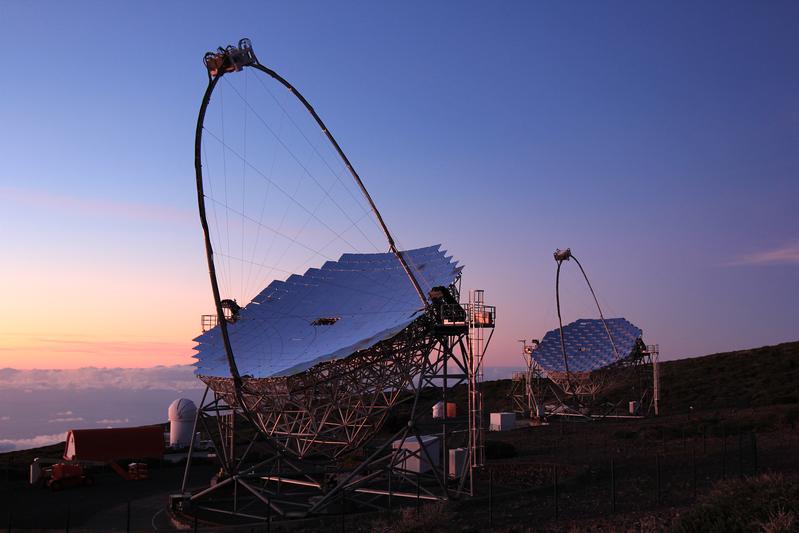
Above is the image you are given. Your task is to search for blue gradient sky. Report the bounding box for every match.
[0,1,797,368]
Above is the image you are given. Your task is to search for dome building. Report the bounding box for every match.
[168,398,197,448]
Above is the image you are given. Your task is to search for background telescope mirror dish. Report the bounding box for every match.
[532,318,643,374]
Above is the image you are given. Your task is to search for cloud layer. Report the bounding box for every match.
[0,432,66,453]
[0,365,203,392]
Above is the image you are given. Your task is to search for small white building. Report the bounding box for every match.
[432,401,457,419]
[448,447,468,478]
[489,412,515,432]
[168,398,197,448]
[392,435,439,473]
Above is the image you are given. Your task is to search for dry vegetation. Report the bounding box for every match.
[672,473,799,533]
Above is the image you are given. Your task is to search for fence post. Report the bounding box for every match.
[553,465,559,520]
[488,469,493,529]
[692,445,697,499]
[610,458,616,514]
[656,455,661,505]
[416,477,421,515]
[388,471,393,512]
[738,432,744,478]
[702,426,707,455]
[340,489,346,533]
[722,432,727,480]
[752,432,758,475]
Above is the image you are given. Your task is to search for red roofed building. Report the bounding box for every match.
[64,425,164,462]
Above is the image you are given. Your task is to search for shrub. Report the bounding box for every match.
[383,412,411,433]
[612,429,638,440]
[774,396,798,405]
[369,503,452,533]
[781,407,799,429]
[485,440,516,459]
[671,473,799,533]
[757,507,796,533]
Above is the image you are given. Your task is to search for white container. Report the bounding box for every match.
[168,398,198,448]
[448,447,468,478]
[30,458,42,485]
[629,401,640,415]
[392,435,440,473]
[489,412,515,431]
[432,402,457,419]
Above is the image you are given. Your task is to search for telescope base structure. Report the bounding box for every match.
[532,345,659,420]
[177,315,494,521]
[200,317,434,461]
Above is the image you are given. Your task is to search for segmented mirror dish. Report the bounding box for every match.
[532,318,642,374]
[193,245,461,378]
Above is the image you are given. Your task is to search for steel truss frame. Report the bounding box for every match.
[177,299,495,521]
[534,342,656,420]
[510,356,546,420]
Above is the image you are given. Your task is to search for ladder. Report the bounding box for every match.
[467,289,486,468]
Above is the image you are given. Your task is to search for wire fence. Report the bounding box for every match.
[463,424,799,531]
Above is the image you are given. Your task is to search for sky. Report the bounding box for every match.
[1,1,797,371]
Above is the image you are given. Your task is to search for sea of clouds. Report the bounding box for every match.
[0,365,202,392]
[0,365,205,452]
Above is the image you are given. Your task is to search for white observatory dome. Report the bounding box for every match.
[168,398,197,448]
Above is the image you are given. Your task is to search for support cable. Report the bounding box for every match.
[570,255,620,361]
[222,76,382,253]
[250,72,377,222]
[202,128,363,254]
[250,63,428,307]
